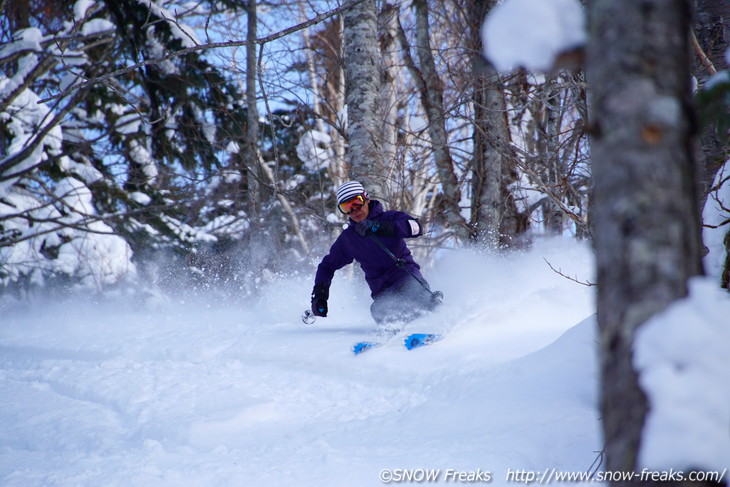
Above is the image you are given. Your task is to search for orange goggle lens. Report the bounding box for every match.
[338,194,365,214]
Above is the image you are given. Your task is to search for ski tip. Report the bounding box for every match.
[353,341,380,355]
[403,333,443,350]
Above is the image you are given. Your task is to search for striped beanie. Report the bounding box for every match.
[335,181,368,205]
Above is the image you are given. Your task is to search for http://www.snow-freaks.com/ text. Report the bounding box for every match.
[377,467,728,484]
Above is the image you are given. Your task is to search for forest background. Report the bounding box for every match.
[1,0,728,299]
[3,0,730,482]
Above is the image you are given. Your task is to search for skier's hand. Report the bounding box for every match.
[354,219,379,236]
[354,219,398,237]
[311,283,329,317]
[311,298,328,317]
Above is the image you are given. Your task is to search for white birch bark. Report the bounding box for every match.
[342,0,387,202]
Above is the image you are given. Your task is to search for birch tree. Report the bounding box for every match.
[695,0,730,208]
[342,0,387,201]
[246,0,262,215]
[468,0,527,247]
[379,3,400,191]
[587,0,706,475]
[410,0,471,241]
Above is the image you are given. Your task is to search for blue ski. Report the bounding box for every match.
[353,333,443,354]
[353,341,382,355]
[403,333,443,350]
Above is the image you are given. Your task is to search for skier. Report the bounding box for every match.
[310,181,441,325]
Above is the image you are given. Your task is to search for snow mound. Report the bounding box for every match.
[635,277,730,472]
[0,239,601,486]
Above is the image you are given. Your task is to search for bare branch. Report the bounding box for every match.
[543,257,595,287]
[692,29,718,76]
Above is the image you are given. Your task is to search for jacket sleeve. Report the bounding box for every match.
[314,235,354,288]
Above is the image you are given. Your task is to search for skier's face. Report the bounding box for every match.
[349,199,370,222]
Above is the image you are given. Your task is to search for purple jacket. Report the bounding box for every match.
[315,200,424,298]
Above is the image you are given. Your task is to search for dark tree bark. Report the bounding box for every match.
[469,0,527,248]
[246,0,262,215]
[408,0,471,241]
[695,0,730,199]
[694,0,730,284]
[587,0,706,479]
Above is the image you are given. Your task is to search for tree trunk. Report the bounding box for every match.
[694,0,730,280]
[587,0,705,477]
[331,17,348,190]
[695,0,730,201]
[411,0,471,241]
[471,69,504,248]
[379,3,400,205]
[343,0,387,202]
[470,0,501,248]
[246,0,262,215]
[469,0,524,247]
[544,79,564,234]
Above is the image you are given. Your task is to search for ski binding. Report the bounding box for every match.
[403,333,443,350]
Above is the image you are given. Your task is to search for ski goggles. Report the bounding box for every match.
[338,194,366,214]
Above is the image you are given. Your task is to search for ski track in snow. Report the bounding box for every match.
[0,239,601,487]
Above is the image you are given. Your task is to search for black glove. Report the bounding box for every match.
[354,219,397,237]
[354,219,378,236]
[311,283,329,317]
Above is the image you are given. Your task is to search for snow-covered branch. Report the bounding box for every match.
[38,0,367,105]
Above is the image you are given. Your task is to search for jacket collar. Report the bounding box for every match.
[349,199,383,224]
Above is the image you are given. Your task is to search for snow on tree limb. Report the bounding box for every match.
[37,0,368,105]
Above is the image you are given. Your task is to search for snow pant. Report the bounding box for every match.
[370,276,439,324]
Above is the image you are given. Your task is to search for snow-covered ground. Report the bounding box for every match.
[0,238,603,486]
